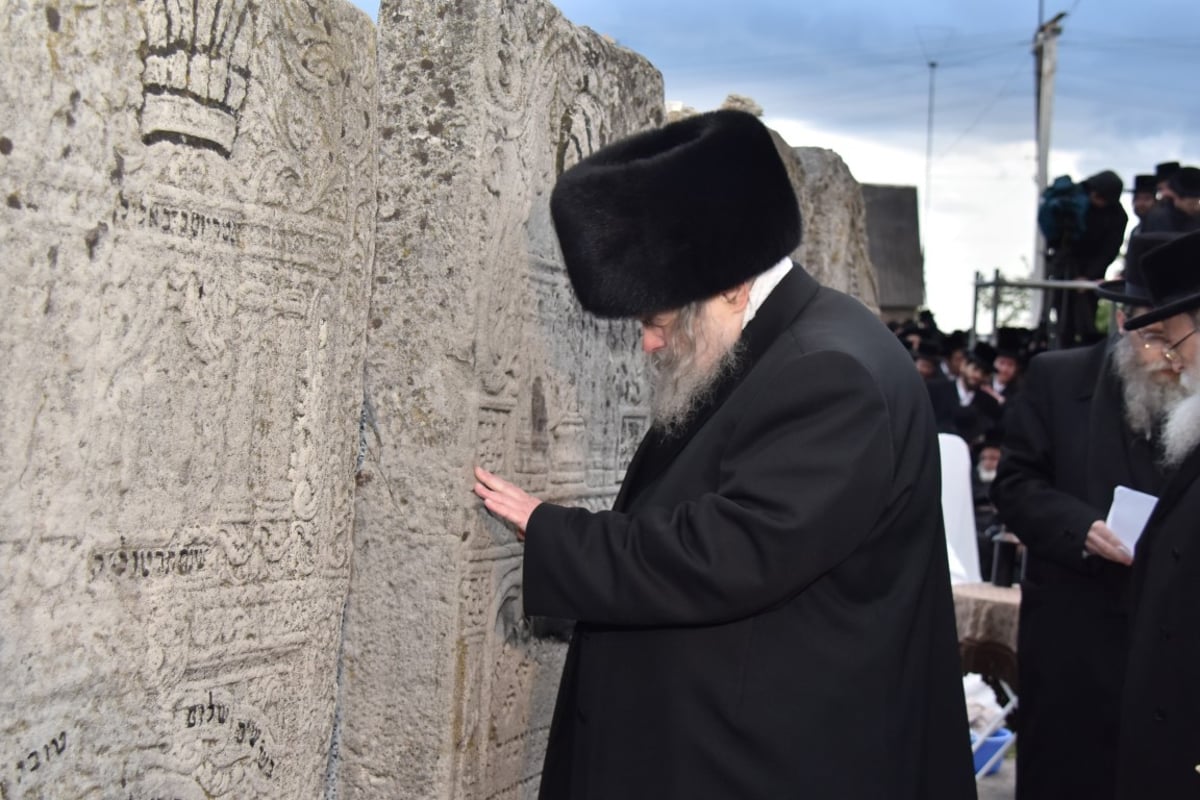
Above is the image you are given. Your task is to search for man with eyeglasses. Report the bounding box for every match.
[1115,228,1200,798]
[991,232,1183,799]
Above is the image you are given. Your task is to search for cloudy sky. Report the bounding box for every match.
[351,0,1200,332]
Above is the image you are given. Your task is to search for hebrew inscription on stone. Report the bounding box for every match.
[0,1,376,797]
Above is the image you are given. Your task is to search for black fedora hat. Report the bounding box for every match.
[1168,166,1200,199]
[914,337,943,362]
[967,342,997,371]
[1156,161,1181,183]
[550,109,801,318]
[943,330,968,354]
[1124,229,1200,329]
[1096,232,1183,305]
[993,327,1031,363]
[1128,174,1156,195]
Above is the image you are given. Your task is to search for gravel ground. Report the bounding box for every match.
[974,755,1016,800]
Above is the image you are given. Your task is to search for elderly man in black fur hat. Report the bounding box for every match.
[1115,229,1200,799]
[992,232,1184,800]
[472,110,975,799]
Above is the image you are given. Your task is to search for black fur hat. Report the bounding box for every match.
[549,110,802,318]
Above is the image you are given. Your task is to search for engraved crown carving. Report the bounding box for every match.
[140,0,257,157]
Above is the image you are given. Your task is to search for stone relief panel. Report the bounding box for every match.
[0,1,376,797]
[345,0,661,797]
[455,6,662,799]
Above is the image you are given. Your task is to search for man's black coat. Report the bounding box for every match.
[950,383,1001,447]
[991,339,1167,799]
[1117,441,1200,798]
[522,267,976,799]
[925,374,961,435]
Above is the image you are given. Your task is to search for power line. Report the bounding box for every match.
[935,59,1029,160]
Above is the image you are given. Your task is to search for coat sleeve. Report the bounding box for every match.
[522,349,895,627]
[990,355,1099,570]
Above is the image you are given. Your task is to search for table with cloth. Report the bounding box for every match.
[953,582,1021,779]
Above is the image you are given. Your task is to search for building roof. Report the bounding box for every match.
[861,184,924,312]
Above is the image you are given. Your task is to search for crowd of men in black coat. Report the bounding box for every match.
[890,316,1036,579]
[1041,162,1200,349]
[895,213,1200,798]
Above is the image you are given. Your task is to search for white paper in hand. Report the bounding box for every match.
[1106,486,1159,553]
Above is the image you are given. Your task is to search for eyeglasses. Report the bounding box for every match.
[1135,330,1169,352]
[1162,327,1199,365]
[1133,327,1197,365]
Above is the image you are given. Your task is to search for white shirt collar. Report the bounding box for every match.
[742,257,794,330]
[956,377,974,406]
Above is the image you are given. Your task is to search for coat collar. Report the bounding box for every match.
[614,263,820,510]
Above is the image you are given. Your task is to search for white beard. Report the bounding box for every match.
[1113,334,1188,440]
[649,338,742,438]
[1162,361,1200,468]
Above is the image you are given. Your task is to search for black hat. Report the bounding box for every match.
[1129,174,1157,195]
[1124,229,1200,329]
[943,330,968,354]
[1097,232,1184,305]
[914,338,943,362]
[1168,166,1200,199]
[1156,161,1182,183]
[967,342,997,372]
[993,327,1029,361]
[977,428,1005,453]
[549,109,802,318]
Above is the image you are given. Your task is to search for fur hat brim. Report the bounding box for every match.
[550,109,802,318]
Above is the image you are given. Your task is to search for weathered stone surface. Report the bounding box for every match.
[789,146,881,310]
[336,1,662,797]
[2,2,882,797]
[0,1,376,797]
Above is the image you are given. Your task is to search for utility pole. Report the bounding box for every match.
[925,60,937,222]
[1031,12,1064,324]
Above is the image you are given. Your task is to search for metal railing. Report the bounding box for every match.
[971,269,1115,348]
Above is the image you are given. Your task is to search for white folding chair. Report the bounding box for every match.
[938,433,982,584]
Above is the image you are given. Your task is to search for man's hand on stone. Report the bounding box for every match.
[1085,520,1133,565]
[473,466,542,541]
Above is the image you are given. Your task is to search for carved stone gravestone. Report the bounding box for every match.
[0,1,376,796]
[2,1,886,798]
[334,0,662,797]
[790,146,881,310]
